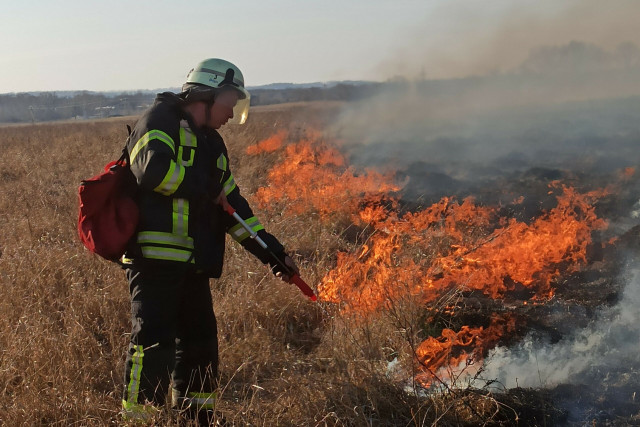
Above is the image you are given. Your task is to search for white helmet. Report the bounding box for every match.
[183,58,250,124]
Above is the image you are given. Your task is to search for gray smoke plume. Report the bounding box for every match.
[479,266,640,389]
[342,3,640,420]
[376,0,640,81]
[333,42,640,182]
[331,0,640,195]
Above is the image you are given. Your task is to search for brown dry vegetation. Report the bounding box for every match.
[0,103,563,426]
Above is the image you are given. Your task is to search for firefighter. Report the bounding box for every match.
[120,58,298,422]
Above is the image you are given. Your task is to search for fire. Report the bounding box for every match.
[245,129,286,155]
[414,314,516,388]
[248,131,401,219]
[250,131,609,389]
[319,184,607,314]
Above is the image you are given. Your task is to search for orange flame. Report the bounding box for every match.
[245,130,286,155]
[621,166,635,180]
[318,184,607,313]
[251,131,609,388]
[249,131,401,219]
[414,314,516,388]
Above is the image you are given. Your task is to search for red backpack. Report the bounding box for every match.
[78,133,139,261]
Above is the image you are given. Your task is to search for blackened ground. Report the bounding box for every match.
[400,167,640,425]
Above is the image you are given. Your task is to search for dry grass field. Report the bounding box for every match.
[0,101,632,426]
[0,104,435,426]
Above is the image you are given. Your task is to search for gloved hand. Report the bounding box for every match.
[213,189,232,213]
[270,251,300,283]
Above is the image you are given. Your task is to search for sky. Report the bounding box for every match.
[1,0,638,94]
[0,0,438,93]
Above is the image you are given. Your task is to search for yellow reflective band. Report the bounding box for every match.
[232,229,250,242]
[177,146,195,167]
[223,174,236,196]
[121,399,159,421]
[216,154,227,171]
[130,130,175,163]
[179,127,197,147]
[154,161,185,195]
[172,199,189,236]
[141,246,195,263]
[228,216,262,233]
[228,217,264,243]
[186,391,217,410]
[137,231,194,249]
[126,345,144,405]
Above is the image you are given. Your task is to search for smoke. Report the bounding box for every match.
[328,3,640,419]
[333,71,640,201]
[378,0,640,81]
[479,265,640,389]
[332,0,640,195]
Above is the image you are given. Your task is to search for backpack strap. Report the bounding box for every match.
[115,124,136,268]
[118,124,133,165]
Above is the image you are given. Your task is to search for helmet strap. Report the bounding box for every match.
[203,96,216,128]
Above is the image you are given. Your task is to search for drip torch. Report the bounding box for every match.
[223,205,317,301]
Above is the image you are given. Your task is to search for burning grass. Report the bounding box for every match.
[0,103,638,425]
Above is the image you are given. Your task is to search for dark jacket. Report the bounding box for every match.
[125,92,284,277]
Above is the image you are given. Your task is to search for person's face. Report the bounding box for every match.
[206,89,239,129]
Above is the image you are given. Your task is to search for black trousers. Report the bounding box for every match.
[122,265,218,406]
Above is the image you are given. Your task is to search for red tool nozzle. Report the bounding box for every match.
[224,205,236,216]
[290,274,317,301]
[223,203,317,301]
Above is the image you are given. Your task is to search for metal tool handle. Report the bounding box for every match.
[224,205,317,301]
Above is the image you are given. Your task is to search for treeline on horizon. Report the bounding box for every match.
[0,83,381,124]
[0,91,153,124]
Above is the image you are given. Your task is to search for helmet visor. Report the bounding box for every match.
[228,96,250,125]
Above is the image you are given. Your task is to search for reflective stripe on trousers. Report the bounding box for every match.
[125,345,144,404]
[172,389,217,410]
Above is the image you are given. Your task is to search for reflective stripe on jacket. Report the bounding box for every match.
[126,93,223,272]
[213,143,285,266]
[125,92,285,277]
